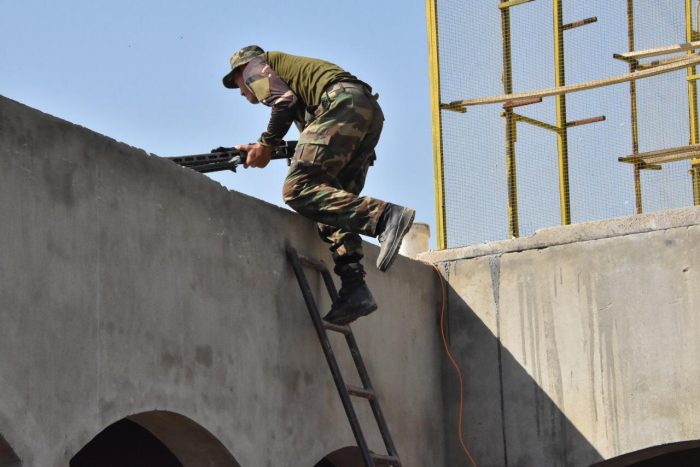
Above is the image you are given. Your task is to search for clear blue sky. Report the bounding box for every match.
[0,0,436,247]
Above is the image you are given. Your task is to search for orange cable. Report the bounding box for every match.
[422,260,478,467]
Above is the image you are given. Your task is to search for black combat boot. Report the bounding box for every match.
[323,262,378,325]
[375,203,416,272]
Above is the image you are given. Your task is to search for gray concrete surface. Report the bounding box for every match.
[0,95,446,467]
[423,206,700,466]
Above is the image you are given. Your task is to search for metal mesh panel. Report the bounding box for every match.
[431,0,700,248]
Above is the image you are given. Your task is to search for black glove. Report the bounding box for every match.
[210,146,236,154]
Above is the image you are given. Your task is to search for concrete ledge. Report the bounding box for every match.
[420,206,700,262]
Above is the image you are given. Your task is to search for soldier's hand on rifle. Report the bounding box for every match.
[237,143,272,169]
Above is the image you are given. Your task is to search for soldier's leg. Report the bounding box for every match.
[333,100,416,272]
[283,86,385,324]
[316,146,376,265]
[283,84,388,240]
[309,151,376,324]
[315,108,388,325]
[283,153,387,239]
[284,149,380,325]
[317,224,364,263]
[284,86,414,273]
[284,83,413,325]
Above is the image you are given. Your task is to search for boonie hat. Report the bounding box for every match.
[222,45,265,88]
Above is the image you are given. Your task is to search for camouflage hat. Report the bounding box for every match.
[222,45,265,88]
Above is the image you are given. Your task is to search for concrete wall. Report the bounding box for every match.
[0,95,446,467]
[5,92,698,467]
[423,207,700,467]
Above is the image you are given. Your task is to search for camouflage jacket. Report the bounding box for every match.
[241,52,360,147]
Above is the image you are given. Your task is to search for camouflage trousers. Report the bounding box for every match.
[283,82,388,264]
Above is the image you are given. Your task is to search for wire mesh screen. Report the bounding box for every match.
[431,0,700,248]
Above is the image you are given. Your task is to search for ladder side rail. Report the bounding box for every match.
[319,268,340,302]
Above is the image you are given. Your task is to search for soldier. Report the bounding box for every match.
[220,45,415,325]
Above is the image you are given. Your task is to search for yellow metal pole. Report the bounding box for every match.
[499,0,534,9]
[501,2,520,238]
[628,0,643,213]
[553,0,571,225]
[426,0,447,249]
[687,0,700,205]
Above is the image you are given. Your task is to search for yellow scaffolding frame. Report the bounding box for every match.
[496,0,602,234]
[626,0,643,213]
[426,0,447,249]
[500,0,520,238]
[688,0,700,205]
[430,0,604,244]
[553,0,571,226]
[426,1,700,248]
[616,0,700,208]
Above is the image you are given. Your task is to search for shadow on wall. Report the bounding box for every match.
[0,434,21,467]
[70,411,240,467]
[442,275,604,466]
[592,440,700,466]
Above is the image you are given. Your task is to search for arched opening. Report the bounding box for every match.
[70,418,181,467]
[0,434,21,467]
[70,411,240,467]
[313,446,365,467]
[593,440,700,467]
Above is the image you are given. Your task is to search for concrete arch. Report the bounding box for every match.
[0,434,21,467]
[593,440,700,466]
[70,410,241,467]
[313,446,367,467]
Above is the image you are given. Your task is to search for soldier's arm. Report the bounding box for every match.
[242,56,299,148]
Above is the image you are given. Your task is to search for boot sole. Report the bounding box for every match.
[325,303,378,326]
[377,208,416,272]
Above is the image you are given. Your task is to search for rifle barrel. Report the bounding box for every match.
[168,151,238,168]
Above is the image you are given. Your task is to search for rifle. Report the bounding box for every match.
[166,140,297,173]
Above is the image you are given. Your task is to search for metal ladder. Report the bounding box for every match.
[286,247,402,467]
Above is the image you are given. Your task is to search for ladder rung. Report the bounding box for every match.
[347,385,375,400]
[297,254,327,272]
[371,453,402,466]
[323,322,352,335]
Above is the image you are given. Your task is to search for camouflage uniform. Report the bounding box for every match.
[283,82,387,263]
[230,49,389,264]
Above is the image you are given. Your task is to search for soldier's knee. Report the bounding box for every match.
[283,176,306,212]
[283,179,299,205]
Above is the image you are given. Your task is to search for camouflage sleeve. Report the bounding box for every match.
[242,56,299,147]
